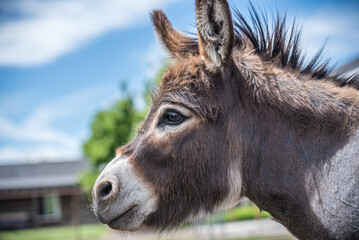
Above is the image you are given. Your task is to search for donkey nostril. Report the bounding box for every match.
[98,181,113,200]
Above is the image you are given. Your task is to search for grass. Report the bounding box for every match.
[0,206,273,240]
[166,237,292,240]
[0,224,294,240]
[231,237,294,240]
[0,224,107,240]
[206,205,271,223]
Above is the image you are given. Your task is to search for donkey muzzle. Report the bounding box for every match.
[92,155,157,231]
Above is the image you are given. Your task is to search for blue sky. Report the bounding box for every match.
[0,0,358,164]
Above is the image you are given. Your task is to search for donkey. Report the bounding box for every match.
[92,0,359,239]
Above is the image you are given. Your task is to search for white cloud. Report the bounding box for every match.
[299,5,359,66]
[0,85,117,164]
[0,0,179,67]
[126,40,169,110]
[0,117,78,148]
[0,118,80,164]
[0,91,34,117]
[0,145,81,164]
[141,40,169,80]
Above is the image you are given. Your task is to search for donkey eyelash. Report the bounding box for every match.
[157,109,188,127]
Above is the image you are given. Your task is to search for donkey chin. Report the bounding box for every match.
[92,155,158,231]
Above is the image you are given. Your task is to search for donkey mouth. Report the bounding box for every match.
[107,205,139,230]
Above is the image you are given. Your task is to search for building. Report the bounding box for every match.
[0,160,97,230]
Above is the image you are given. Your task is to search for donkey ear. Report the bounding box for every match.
[196,0,235,70]
[151,10,198,58]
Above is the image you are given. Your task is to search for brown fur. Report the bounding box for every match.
[151,10,198,58]
[119,55,232,228]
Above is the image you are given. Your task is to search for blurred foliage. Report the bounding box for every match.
[83,97,139,167]
[204,204,270,224]
[79,67,166,195]
[77,169,102,195]
[223,205,271,221]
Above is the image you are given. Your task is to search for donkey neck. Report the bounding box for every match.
[233,47,359,133]
[231,48,359,239]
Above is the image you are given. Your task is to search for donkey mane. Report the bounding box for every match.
[153,4,359,89]
[233,4,359,88]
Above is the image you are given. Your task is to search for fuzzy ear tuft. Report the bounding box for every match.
[195,0,235,70]
[151,10,198,58]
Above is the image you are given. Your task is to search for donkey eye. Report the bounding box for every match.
[160,110,186,126]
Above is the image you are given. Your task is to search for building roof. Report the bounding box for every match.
[0,160,88,191]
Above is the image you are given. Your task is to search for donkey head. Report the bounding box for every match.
[92,0,242,231]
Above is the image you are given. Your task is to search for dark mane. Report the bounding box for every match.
[233,3,359,88]
[175,3,359,89]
